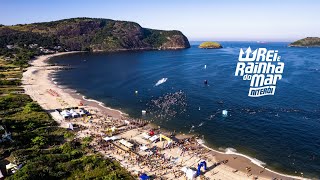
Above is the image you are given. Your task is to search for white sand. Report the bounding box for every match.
[22,52,306,180]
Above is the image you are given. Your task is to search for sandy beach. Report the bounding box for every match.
[22,52,306,180]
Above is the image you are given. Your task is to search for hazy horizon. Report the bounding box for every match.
[1,0,319,41]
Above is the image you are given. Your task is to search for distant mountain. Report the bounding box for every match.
[289,37,320,47]
[0,17,190,52]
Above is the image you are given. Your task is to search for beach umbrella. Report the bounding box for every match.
[149,130,155,136]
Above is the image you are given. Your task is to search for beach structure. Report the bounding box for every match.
[141,132,151,140]
[139,173,150,180]
[103,136,120,141]
[79,109,86,116]
[181,167,197,180]
[68,123,74,130]
[79,108,90,116]
[6,163,18,174]
[196,161,207,176]
[159,134,172,142]
[148,135,159,142]
[60,110,71,119]
[139,145,148,151]
[124,120,130,125]
[119,139,134,149]
[69,109,79,118]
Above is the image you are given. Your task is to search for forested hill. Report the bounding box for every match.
[0,17,190,53]
[289,37,320,47]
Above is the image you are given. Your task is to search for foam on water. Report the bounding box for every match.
[225,147,266,167]
[154,78,168,86]
[82,96,128,116]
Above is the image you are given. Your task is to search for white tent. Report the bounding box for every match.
[111,126,116,132]
[141,132,151,140]
[181,167,197,180]
[103,136,120,141]
[6,163,17,170]
[119,139,133,149]
[79,110,86,116]
[181,166,188,173]
[110,136,120,141]
[124,120,130,124]
[140,145,148,151]
[68,123,74,130]
[60,110,71,119]
[186,168,197,180]
[149,135,159,142]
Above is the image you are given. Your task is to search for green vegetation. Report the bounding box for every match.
[0,57,133,179]
[289,37,320,47]
[199,41,222,49]
[0,18,189,178]
[0,17,190,57]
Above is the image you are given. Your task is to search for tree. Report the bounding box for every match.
[23,102,42,113]
[31,136,47,147]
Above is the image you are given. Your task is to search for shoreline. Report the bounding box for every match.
[23,51,307,180]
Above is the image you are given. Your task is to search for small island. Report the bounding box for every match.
[289,37,320,47]
[199,41,223,49]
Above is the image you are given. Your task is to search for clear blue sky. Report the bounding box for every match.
[1,0,319,41]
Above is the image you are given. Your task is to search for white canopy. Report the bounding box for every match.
[141,132,151,140]
[111,126,116,132]
[181,167,197,180]
[72,112,79,117]
[103,136,120,141]
[186,168,197,180]
[68,123,74,130]
[124,120,130,124]
[140,145,148,151]
[149,135,159,142]
[119,139,133,148]
[181,166,188,173]
[79,110,86,115]
[6,163,17,170]
[60,110,71,117]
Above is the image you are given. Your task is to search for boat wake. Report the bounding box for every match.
[154,78,168,86]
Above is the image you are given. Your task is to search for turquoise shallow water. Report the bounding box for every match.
[50,42,320,178]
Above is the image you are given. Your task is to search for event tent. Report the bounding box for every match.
[139,173,150,180]
[141,132,151,140]
[140,145,148,151]
[6,163,17,170]
[149,135,159,142]
[181,167,197,180]
[119,139,133,149]
[103,136,120,141]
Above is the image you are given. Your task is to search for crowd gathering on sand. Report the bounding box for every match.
[21,52,303,180]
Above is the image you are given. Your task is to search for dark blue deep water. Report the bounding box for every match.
[50,42,320,178]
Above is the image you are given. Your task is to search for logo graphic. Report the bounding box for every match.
[235,47,284,97]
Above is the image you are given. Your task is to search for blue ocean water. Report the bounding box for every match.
[50,42,320,178]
